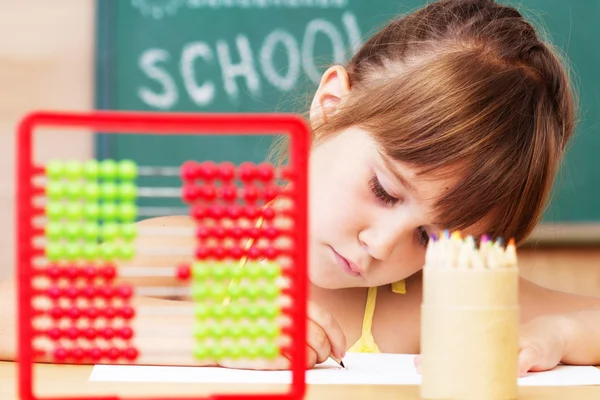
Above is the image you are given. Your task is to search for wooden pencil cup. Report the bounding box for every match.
[420,264,520,400]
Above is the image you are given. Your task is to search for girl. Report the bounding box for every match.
[2,0,600,376]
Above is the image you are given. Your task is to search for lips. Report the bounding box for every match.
[330,247,362,277]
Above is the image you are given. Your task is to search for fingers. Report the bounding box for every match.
[518,345,546,377]
[413,354,421,374]
[308,302,347,360]
[307,318,332,364]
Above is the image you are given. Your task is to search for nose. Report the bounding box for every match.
[358,216,409,261]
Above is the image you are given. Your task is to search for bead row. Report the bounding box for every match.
[44,305,135,320]
[45,160,138,181]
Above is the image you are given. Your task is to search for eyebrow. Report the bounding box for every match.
[378,150,420,198]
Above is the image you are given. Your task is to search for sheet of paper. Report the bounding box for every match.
[89,353,600,386]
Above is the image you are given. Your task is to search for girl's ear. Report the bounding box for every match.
[309,65,351,126]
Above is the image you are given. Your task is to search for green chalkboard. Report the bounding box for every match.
[95,0,600,229]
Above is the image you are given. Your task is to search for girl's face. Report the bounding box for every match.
[308,126,464,289]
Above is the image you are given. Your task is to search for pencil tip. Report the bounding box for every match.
[340,360,346,368]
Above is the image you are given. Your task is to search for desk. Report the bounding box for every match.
[2,361,600,400]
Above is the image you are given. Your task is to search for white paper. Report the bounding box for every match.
[89,353,600,386]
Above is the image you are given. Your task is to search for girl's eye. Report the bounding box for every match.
[369,175,398,206]
[416,226,430,247]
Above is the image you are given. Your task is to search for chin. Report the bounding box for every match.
[308,269,348,289]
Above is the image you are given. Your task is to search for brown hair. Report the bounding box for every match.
[285,0,576,244]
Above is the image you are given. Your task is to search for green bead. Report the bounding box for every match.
[118,203,137,222]
[210,304,226,320]
[64,242,81,260]
[64,183,83,199]
[118,160,138,181]
[46,242,64,261]
[81,223,99,240]
[83,203,99,220]
[82,243,99,260]
[46,182,65,200]
[244,324,261,339]
[208,324,226,339]
[100,203,118,221]
[229,267,242,280]
[63,223,81,239]
[46,161,64,179]
[45,223,63,240]
[226,323,244,338]
[245,265,263,280]
[101,223,120,240]
[116,243,135,260]
[241,283,260,300]
[227,303,244,320]
[259,304,279,319]
[211,263,230,280]
[193,344,209,360]
[99,243,117,261]
[100,183,118,201]
[99,160,118,180]
[192,286,210,302]
[194,303,210,319]
[192,263,210,280]
[208,285,227,299]
[261,263,280,280]
[246,304,261,320]
[208,344,225,359]
[120,224,137,240]
[82,160,99,180]
[225,344,243,359]
[82,183,99,200]
[64,203,84,220]
[260,323,279,339]
[64,161,83,180]
[260,343,279,360]
[227,285,243,300]
[193,323,210,339]
[118,182,137,201]
[46,202,65,220]
[262,285,280,300]
[245,345,260,359]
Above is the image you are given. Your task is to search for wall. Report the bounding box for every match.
[0,1,95,279]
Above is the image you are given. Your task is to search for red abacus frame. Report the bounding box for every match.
[16,111,310,400]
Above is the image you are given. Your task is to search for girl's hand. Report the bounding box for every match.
[413,315,570,377]
[218,301,347,370]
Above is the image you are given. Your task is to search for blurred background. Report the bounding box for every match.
[1,1,598,294]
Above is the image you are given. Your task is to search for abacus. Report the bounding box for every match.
[16,111,310,400]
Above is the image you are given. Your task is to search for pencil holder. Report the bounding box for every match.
[420,233,519,400]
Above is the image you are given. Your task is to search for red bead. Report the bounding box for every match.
[89,347,102,361]
[72,347,85,361]
[176,264,191,281]
[82,266,98,280]
[106,347,121,360]
[53,347,69,361]
[180,161,200,181]
[262,207,276,220]
[219,184,238,201]
[207,205,225,219]
[243,185,259,203]
[102,327,116,340]
[85,307,100,319]
[195,246,210,259]
[49,307,64,320]
[47,327,62,340]
[230,246,244,258]
[192,205,207,220]
[65,286,79,300]
[281,167,295,180]
[101,265,117,281]
[264,247,278,260]
[264,227,278,239]
[199,185,217,201]
[46,265,61,280]
[196,226,210,239]
[230,227,244,239]
[247,247,262,260]
[124,347,139,361]
[66,327,80,340]
[213,246,227,260]
[218,162,236,181]
[100,285,116,299]
[226,205,242,220]
[182,184,201,203]
[104,306,117,319]
[243,206,259,219]
[46,286,61,300]
[81,285,97,299]
[119,327,134,339]
[84,327,97,340]
[66,266,80,281]
[238,162,256,182]
[248,227,261,239]
[263,185,280,202]
[117,284,134,299]
[198,161,217,180]
[67,307,82,320]
[120,306,135,320]
[213,226,226,239]
[256,162,275,182]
